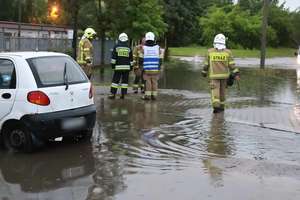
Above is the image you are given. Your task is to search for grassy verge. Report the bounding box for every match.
[169,46,297,58]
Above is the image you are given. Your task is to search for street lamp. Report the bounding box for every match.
[50,4,59,20]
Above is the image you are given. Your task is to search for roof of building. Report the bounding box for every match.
[0,21,72,32]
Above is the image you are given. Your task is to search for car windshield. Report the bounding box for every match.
[27,56,88,88]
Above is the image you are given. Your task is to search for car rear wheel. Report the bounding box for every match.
[4,125,34,153]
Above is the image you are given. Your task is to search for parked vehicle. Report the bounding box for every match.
[0,52,96,152]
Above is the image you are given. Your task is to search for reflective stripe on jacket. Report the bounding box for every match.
[77,37,93,65]
[204,48,236,79]
[143,45,160,72]
[111,43,133,71]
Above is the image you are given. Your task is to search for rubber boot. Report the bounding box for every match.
[108,94,116,99]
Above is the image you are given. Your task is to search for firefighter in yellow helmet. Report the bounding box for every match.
[202,33,240,113]
[77,28,96,79]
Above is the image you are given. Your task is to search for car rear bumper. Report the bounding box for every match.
[21,105,96,140]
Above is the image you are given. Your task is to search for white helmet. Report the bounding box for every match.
[213,33,226,50]
[145,32,155,41]
[119,33,128,42]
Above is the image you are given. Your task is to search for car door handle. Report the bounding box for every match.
[2,93,11,99]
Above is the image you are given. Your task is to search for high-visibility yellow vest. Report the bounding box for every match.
[204,48,235,79]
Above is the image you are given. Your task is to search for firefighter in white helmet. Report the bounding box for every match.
[108,33,133,99]
[202,33,240,113]
[77,28,96,79]
[141,32,163,100]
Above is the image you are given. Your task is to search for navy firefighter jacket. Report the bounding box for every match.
[111,42,133,71]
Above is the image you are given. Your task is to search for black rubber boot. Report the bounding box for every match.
[108,94,116,99]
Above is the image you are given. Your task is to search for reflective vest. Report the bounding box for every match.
[206,48,235,79]
[143,45,160,73]
[77,37,93,65]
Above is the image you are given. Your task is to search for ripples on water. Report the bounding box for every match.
[2,63,300,200]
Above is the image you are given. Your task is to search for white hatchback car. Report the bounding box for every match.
[0,52,96,152]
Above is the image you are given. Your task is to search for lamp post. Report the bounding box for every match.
[71,0,79,59]
[260,0,270,69]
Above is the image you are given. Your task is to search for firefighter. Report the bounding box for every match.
[142,32,163,101]
[77,28,96,79]
[202,33,240,113]
[108,33,133,99]
[132,38,146,94]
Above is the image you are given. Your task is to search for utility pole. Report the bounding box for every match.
[18,0,22,50]
[71,0,79,59]
[98,0,105,70]
[260,0,270,69]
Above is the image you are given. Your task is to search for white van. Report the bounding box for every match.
[0,52,96,152]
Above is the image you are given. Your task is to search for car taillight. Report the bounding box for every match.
[27,91,50,106]
[89,84,94,99]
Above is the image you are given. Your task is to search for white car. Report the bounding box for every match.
[0,52,96,152]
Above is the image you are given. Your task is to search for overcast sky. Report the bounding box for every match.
[279,0,300,11]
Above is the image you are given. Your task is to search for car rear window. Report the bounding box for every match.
[27,56,88,88]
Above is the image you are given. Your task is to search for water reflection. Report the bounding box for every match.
[0,143,94,199]
[203,113,230,187]
[1,61,300,199]
[206,113,231,156]
[86,144,126,200]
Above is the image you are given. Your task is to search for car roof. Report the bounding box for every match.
[0,51,68,59]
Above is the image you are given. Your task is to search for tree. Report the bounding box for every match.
[268,3,293,47]
[291,10,300,46]
[126,0,167,41]
[238,0,262,14]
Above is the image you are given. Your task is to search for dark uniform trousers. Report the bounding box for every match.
[111,70,130,95]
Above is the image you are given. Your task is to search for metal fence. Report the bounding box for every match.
[0,34,115,65]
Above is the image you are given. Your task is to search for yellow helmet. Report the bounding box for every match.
[84,28,96,39]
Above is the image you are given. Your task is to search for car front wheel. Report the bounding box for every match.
[4,125,34,153]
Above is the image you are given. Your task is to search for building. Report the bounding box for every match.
[0,21,73,39]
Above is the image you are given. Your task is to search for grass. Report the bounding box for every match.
[169,46,297,58]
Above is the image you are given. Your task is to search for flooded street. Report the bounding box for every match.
[1,60,300,200]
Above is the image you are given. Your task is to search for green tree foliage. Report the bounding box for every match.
[0,0,48,23]
[290,11,300,45]
[126,0,167,40]
[199,5,278,49]
[238,0,262,14]
[162,0,233,46]
[76,0,167,40]
[1,0,299,48]
[268,3,293,47]
[0,0,19,21]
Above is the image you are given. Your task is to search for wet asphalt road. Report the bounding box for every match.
[1,60,300,200]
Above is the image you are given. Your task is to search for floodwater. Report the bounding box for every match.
[1,60,300,200]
